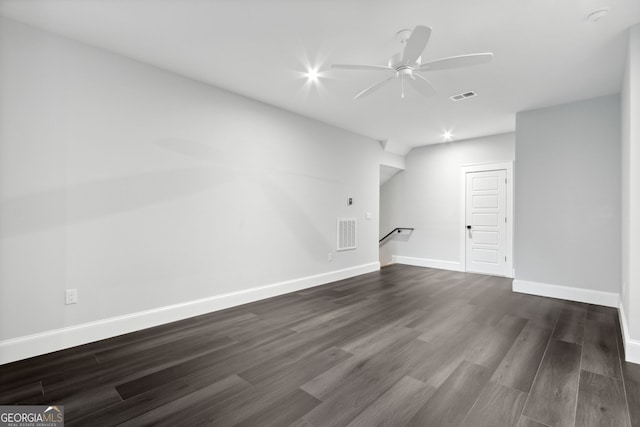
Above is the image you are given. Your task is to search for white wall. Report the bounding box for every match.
[621,23,640,362]
[379,133,515,269]
[0,18,380,361]
[514,95,621,296]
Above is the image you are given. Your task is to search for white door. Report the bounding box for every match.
[465,169,507,276]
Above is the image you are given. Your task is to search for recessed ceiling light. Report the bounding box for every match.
[586,8,609,22]
[305,68,320,83]
[443,130,453,141]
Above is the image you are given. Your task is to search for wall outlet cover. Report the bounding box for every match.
[65,289,78,305]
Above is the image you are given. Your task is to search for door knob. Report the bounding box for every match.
[466,225,472,230]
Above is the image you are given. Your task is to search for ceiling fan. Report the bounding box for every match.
[332,25,493,100]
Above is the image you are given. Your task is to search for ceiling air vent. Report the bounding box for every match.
[450,91,477,101]
[337,217,357,251]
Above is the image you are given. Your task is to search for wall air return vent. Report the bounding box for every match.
[337,217,357,251]
[450,90,477,101]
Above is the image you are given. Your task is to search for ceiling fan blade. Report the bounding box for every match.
[418,53,493,71]
[332,64,394,72]
[354,76,396,99]
[409,73,436,97]
[402,25,431,64]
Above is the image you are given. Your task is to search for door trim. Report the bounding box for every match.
[460,161,514,278]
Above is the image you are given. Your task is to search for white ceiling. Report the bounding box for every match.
[1,0,639,150]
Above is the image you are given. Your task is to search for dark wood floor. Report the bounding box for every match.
[1,265,639,426]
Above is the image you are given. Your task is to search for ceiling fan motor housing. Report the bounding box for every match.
[388,52,420,69]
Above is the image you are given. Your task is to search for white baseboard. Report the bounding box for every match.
[391,255,464,272]
[512,279,619,308]
[618,303,640,364]
[0,262,380,365]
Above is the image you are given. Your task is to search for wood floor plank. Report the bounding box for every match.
[95,330,236,366]
[93,312,255,362]
[522,339,582,427]
[208,347,351,425]
[356,304,427,329]
[186,375,322,426]
[345,375,435,427]
[339,322,420,355]
[114,374,251,427]
[20,387,123,425]
[234,388,321,427]
[113,328,292,400]
[552,307,586,345]
[0,353,100,392]
[0,352,93,391]
[512,296,562,330]
[465,314,528,371]
[416,303,480,343]
[301,339,431,427]
[72,373,248,425]
[251,298,336,328]
[517,415,550,427]
[472,293,522,326]
[575,369,630,427]
[300,330,425,401]
[492,322,552,392]
[237,346,353,387]
[79,304,251,359]
[406,298,469,332]
[119,314,358,401]
[461,381,528,427]
[587,305,618,323]
[42,333,239,397]
[622,361,640,427]
[48,386,127,425]
[406,361,492,427]
[289,418,315,427]
[411,320,492,388]
[582,316,622,379]
[284,298,378,332]
[222,315,297,343]
[0,381,42,404]
[468,282,513,308]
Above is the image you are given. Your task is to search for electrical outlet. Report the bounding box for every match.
[327,252,333,262]
[65,289,78,305]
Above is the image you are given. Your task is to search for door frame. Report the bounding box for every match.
[460,161,514,278]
